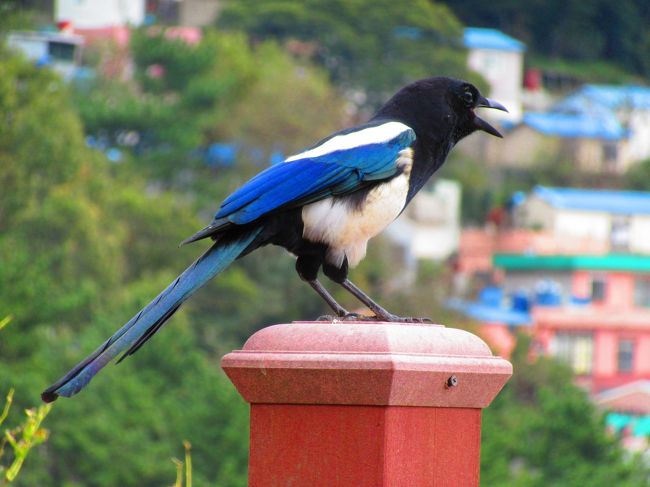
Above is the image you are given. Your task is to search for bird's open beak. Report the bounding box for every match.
[474,96,508,138]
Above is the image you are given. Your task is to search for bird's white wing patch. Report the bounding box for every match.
[286,121,412,162]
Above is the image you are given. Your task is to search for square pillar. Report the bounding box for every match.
[222,322,512,487]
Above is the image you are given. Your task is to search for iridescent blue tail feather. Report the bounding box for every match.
[41,227,262,402]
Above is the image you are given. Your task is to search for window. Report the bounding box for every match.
[48,41,75,62]
[617,339,634,373]
[634,277,650,307]
[591,277,607,302]
[552,333,593,375]
[604,142,618,164]
[610,216,630,252]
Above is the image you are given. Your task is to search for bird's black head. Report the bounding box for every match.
[374,77,507,146]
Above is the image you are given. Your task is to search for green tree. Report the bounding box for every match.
[75,28,346,189]
[0,50,250,486]
[218,0,479,108]
[623,157,650,191]
[74,30,258,182]
[440,0,650,80]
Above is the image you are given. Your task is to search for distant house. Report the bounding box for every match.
[501,111,626,172]
[497,85,650,173]
[463,27,526,123]
[515,186,650,254]
[493,253,650,395]
[7,31,83,80]
[557,85,650,164]
[456,186,650,282]
[56,0,146,28]
[452,250,650,421]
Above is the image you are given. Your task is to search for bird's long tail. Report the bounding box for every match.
[41,226,262,403]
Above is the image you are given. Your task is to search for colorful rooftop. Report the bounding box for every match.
[556,85,650,112]
[463,27,525,53]
[533,185,650,214]
[522,112,626,140]
[494,253,650,272]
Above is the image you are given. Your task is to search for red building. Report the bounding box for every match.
[494,254,650,395]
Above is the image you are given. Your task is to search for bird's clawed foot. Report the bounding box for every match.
[316,312,382,322]
[316,313,432,323]
[316,314,338,321]
[372,312,433,323]
[341,312,373,321]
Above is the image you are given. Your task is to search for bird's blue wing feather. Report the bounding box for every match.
[215,124,415,225]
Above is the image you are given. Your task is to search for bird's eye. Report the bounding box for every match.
[463,91,474,105]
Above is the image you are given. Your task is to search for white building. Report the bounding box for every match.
[7,31,83,79]
[56,0,146,29]
[516,186,650,255]
[553,85,650,166]
[464,27,526,123]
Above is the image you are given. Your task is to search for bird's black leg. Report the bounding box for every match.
[307,279,348,317]
[296,255,350,318]
[321,258,429,322]
[339,279,399,321]
[339,279,431,323]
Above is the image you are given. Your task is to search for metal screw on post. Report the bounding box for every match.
[446,375,458,388]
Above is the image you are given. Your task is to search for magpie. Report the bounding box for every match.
[42,76,506,402]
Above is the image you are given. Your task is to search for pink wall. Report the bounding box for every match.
[572,271,592,299]
[537,322,650,393]
[594,330,617,376]
[638,335,650,374]
[606,273,635,309]
[572,271,635,308]
[478,323,517,358]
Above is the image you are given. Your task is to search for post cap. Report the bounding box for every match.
[222,321,512,408]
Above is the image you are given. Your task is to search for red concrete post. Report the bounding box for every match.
[222,321,512,487]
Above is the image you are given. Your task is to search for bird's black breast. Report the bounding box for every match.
[404,137,452,205]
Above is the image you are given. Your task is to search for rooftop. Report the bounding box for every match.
[463,27,525,53]
[494,253,650,272]
[556,84,650,112]
[598,381,650,416]
[446,298,531,326]
[533,185,650,214]
[521,112,625,140]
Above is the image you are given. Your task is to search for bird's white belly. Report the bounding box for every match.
[302,171,410,268]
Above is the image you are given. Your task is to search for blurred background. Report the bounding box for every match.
[1,1,650,485]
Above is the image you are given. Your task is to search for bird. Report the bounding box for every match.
[41,76,506,403]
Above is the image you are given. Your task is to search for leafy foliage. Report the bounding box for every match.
[0,318,52,486]
[623,157,650,191]
[171,441,193,487]
[0,390,52,486]
[440,0,650,80]
[218,0,480,108]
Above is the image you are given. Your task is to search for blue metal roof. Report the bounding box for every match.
[522,112,626,140]
[534,185,650,214]
[556,85,650,111]
[446,298,531,326]
[463,27,526,53]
